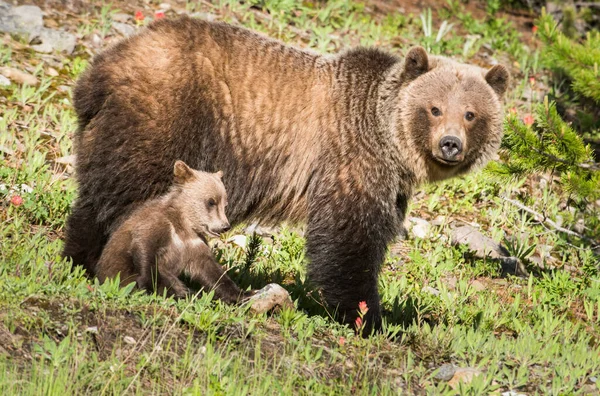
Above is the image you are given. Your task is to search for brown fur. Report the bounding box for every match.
[64,16,509,330]
[96,161,247,302]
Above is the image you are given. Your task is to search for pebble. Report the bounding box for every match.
[0,74,10,86]
[85,326,98,334]
[112,13,131,23]
[113,22,136,38]
[248,283,293,314]
[408,217,431,239]
[422,286,440,296]
[31,28,77,54]
[0,2,76,54]
[46,67,59,77]
[123,336,136,345]
[451,225,507,259]
[434,363,456,381]
[447,367,482,389]
[0,66,38,86]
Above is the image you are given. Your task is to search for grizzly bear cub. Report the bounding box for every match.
[96,160,249,302]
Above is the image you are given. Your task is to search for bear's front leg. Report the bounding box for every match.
[306,198,396,335]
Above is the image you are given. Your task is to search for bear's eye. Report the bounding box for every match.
[208,198,217,207]
[431,107,442,117]
[465,111,475,121]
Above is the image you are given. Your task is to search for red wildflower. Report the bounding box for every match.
[10,195,23,206]
[134,10,144,21]
[355,316,363,328]
[86,284,94,292]
[155,11,165,19]
[509,107,517,115]
[358,301,368,314]
[529,77,536,86]
[339,336,346,346]
[532,25,538,34]
[523,114,534,126]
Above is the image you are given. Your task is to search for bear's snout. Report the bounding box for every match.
[439,136,463,162]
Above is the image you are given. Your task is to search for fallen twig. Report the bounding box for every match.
[501,196,598,246]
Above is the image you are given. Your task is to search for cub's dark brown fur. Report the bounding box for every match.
[96,160,248,302]
[64,16,509,330]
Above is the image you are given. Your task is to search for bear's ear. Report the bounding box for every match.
[403,46,429,81]
[173,160,195,184]
[485,65,510,97]
[215,170,223,179]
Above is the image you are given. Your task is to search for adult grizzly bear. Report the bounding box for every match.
[64,16,508,330]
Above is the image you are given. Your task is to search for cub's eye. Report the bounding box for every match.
[431,107,442,117]
[208,198,217,207]
[465,111,475,121]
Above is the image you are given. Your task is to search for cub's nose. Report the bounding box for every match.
[220,224,231,233]
[439,136,463,161]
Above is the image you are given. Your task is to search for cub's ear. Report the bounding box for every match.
[403,46,429,82]
[485,64,510,97]
[173,160,195,184]
[215,170,223,179]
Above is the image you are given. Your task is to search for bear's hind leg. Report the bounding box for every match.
[62,200,106,276]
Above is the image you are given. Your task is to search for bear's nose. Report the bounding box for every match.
[439,136,463,161]
[221,224,231,233]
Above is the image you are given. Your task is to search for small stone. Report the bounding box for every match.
[85,326,98,334]
[0,74,10,86]
[190,12,219,22]
[0,66,38,86]
[443,276,457,290]
[248,283,293,314]
[430,215,446,226]
[422,286,440,296]
[451,225,507,259]
[46,67,59,77]
[112,13,131,23]
[0,4,44,40]
[31,28,77,54]
[502,391,527,396]
[434,363,456,381]
[54,154,76,166]
[123,336,136,345]
[159,3,172,11]
[91,33,102,48]
[469,280,486,291]
[113,22,136,38]
[447,367,482,389]
[408,217,431,239]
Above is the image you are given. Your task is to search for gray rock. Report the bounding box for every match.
[434,363,456,381]
[31,28,77,54]
[190,12,219,22]
[422,286,440,296]
[0,2,76,54]
[408,217,431,239]
[451,225,528,277]
[0,74,10,86]
[448,367,482,389]
[112,13,131,23]
[0,4,44,40]
[113,22,136,38]
[451,225,508,259]
[248,283,293,314]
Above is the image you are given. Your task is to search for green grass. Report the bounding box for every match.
[1,0,599,394]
